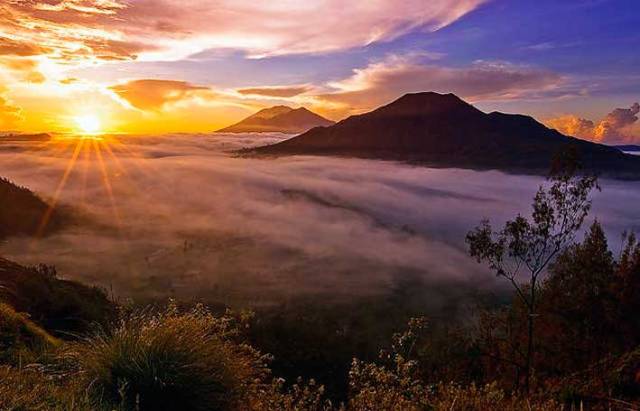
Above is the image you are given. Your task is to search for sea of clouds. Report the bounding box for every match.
[1,133,639,306]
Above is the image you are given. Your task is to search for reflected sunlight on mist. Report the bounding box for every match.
[0,133,639,306]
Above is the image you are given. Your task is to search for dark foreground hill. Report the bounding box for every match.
[250,92,640,178]
[217,105,334,133]
[0,257,114,336]
[0,177,66,238]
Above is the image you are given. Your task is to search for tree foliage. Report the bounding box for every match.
[466,163,599,389]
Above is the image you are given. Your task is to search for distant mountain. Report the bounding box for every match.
[250,92,640,178]
[0,133,52,142]
[0,177,65,238]
[217,106,334,134]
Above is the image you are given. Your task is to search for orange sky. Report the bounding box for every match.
[0,1,638,141]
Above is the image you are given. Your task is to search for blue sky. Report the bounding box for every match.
[3,0,639,137]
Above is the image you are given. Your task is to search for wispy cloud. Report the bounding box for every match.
[0,58,46,84]
[1,0,488,67]
[237,85,312,98]
[309,55,565,117]
[0,86,22,128]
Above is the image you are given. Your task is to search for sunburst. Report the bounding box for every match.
[74,114,102,135]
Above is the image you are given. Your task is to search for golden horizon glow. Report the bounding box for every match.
[74,114,102,135]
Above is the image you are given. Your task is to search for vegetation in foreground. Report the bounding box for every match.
[1,158,639,410]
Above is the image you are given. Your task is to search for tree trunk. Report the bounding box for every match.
[525,280,536,392]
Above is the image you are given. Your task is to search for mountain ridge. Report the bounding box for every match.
[248,92,640,179]
[0,176,65,238]
[217,105,334,134]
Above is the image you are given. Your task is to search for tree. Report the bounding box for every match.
[538,222,617,374]
[614,232,640,348]
[466,160,598,391]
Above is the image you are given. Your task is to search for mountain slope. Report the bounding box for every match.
[217,106,334,133]
[250,92,640,178]
[0,258,114,336]
[0,177,64,238]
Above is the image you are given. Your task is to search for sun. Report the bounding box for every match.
[75,114,102,134]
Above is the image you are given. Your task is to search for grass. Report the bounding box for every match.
[0,302,60,365]
[66,304,267,411]
[0,301,633,410]
[0,365,94,411]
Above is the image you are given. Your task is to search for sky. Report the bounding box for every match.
[0,0,639,141]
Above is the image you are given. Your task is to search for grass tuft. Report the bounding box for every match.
[67,303,264,411]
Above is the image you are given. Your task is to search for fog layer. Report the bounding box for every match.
[1,133,639,305]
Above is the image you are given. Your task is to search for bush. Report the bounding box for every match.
[67,304,268,411]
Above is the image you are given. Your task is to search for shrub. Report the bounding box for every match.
[247,377,332,411]
[68,304,269,411]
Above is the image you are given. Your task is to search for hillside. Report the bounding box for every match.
[0,177,64,238]
[217,105,334,133]
[0,258,114,336]
[250,92,640,178]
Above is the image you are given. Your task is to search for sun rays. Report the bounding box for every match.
[32,134,140,243]
[75,114,102,135]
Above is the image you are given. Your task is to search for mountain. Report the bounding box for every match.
[249,92,640,178]
[0,177,65,238]
[217,105,334,134]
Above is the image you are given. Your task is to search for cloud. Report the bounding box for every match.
[0,2,156,64]
[596,103,640,141]
[59,77,80,85]
[547,116,595,139]
[312,55,565,116]
[1,0,488,65]
[108,79,211,111]
[0,58,47,83]
[547,103,640,143]
[0,133,637,306]
[0,36,52,56]
[0,87,22,128]
[237,86,311,98]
